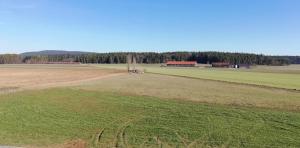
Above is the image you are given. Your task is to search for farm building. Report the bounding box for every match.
[166,61,197,67]
[212,62,230,68]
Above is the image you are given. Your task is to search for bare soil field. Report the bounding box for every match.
[0,64,125,93]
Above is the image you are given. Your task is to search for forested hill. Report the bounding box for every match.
[21,50,94,56]
[0,50,299,65]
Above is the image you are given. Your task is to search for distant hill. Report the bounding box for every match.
[21,50,94,56]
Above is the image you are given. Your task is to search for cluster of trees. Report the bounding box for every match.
[0,54,22,64]
[22,55,74,64]
[0,52,298,65]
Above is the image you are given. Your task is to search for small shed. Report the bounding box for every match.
[166,61,197,67]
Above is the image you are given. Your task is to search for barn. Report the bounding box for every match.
[166,61,197,67]
[211,62,230,68]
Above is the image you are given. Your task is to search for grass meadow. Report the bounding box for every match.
[0,88,300,147]
[0,64,299,147]
[93,64,300,90]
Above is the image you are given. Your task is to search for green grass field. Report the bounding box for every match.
[93,64,300,90]
[0,64,300,147]
[1,88,300,147]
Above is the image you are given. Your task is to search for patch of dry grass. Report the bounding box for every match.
[0,64,125,92]
[1,64,299,111]
[77,73,300,111]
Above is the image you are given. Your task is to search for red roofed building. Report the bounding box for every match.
[166,61,197,67]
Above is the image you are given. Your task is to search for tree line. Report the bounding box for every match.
[0,54,22,64]
[0,52,299,65]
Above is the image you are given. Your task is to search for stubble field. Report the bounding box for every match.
[0,64,124,93]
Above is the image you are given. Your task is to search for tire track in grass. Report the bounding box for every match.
[153,136,172,148]
[90,111,145,147]
[113,118,137,147]
[91,128,105,147]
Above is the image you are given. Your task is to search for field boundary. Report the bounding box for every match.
[147,72,300,92]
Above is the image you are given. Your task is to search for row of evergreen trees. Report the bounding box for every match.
[0,54,22,64]
[69,52,294,65]
[0,52,298,65]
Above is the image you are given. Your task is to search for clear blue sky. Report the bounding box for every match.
[0,0,299,55]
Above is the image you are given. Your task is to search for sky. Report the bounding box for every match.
[0,0,299,55]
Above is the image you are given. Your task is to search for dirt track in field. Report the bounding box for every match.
[0,64,125,93]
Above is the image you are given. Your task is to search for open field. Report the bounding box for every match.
[1,88,300,147]
[77,73,300,111]
[0,64,125,93]
[247,65,300,74]
[0,64,299,147]
[94,64,300,90]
